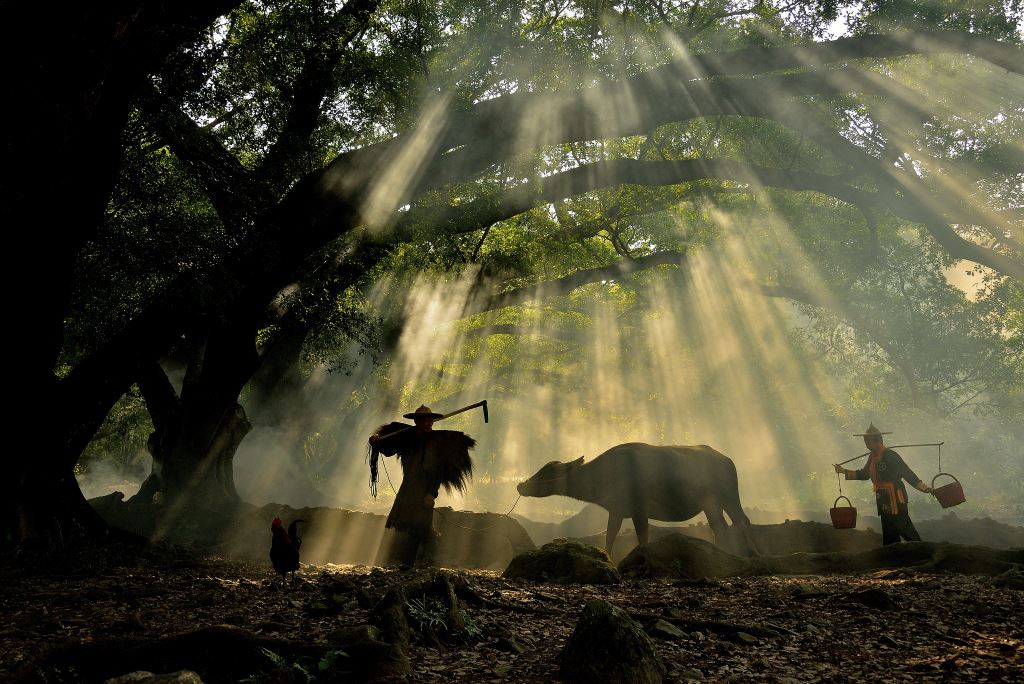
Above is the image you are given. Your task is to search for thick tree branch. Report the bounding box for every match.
[462,323,578,342]
[920,219,1024,280]
[258,0,381,190]
[411,32,1023,193]
[397,157,1019,274]
[394,158,878,242]
[299,33,1021,267]
[138,83,272,229]
[466,250,688,315]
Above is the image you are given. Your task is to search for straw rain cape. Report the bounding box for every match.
[368,423,475,536]
[368,419,475,499]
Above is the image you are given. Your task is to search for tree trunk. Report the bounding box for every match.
[131,359,181,505]
[132,358,254,546]
[141,321,260,519]
[161,401,251,510]
[5,349,144,553]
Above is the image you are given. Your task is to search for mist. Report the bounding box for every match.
[230,211,1023,529]
[77,454,150,501]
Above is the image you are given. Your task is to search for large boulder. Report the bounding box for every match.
[569,525,708,563]
[560,600,666,684]
[750,519,879,555]
[618,534,752,579]
[433,506,535,569]
[503,540,621,584]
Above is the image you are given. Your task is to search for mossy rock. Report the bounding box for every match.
[503,540,621,584]
[560,600,665,684]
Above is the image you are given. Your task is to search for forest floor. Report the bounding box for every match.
[2,545,1022,683]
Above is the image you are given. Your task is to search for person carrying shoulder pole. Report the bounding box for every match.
[368,404,477,569]
[833,423,934,546]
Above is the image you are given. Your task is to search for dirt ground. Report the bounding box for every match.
[2,548,1022,683]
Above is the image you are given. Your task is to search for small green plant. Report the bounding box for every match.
[318,649,349,673]
[458,606,481,640]
[406,596,448,634]
[239,648,314,684]
[405,595,482,643]
[261,648,287,668]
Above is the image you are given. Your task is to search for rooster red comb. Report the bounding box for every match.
[271,517,283,527]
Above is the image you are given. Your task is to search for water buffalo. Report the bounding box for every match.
[517,443,758,556]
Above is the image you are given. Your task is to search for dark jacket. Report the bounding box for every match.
[844,448,924,516]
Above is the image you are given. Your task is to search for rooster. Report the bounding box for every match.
[269,517,304,580]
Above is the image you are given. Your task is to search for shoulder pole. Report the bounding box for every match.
[836,442,944,466]
[376,400,489,441]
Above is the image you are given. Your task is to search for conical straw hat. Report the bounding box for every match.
[852,422,892,437]
[403,404,444,420]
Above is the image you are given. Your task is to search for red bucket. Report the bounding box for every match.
[931,473,966,508]
[830,496,857,529]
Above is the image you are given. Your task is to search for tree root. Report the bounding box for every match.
[17,625,319,683]
[619,535,1024,580]
[373,569,484,653]
[628,610,785,639]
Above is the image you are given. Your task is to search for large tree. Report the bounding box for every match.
[13,0,1022,550]
[4,1,243,552]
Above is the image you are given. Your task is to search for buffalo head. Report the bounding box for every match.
[516,455,585,497]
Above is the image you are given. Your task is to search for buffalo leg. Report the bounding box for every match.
[605,512,624,556]
[633,515,649,547]
[704,505,729,547]
[723,501,760,557]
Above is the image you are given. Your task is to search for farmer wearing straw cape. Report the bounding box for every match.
[833,423,933,546]
[368,405,475,568]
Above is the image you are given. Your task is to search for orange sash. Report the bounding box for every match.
[868,450,901,514]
